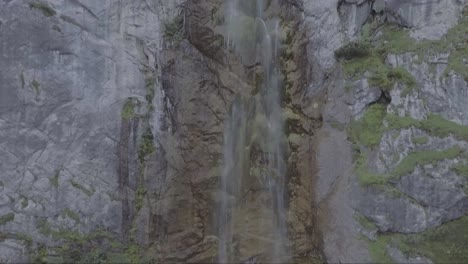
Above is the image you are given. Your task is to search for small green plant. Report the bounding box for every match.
[29,1,56,17]
[0,213,15,225]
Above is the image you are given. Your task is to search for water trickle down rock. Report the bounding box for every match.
[217,0,290,263]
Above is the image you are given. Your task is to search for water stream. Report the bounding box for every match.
[218,0,289,262]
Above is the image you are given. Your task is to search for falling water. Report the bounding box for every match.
[218,0,289,262]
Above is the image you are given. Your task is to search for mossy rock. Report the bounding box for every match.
[29,1,56,17]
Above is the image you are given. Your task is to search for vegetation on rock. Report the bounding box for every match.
[29,1,56,17]
[368,216,468,263]
[0,213,15,225]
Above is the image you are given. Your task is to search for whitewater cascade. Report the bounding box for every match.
[217,0,289,262]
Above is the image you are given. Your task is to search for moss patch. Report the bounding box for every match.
[356,152,387,186]
[138,128,155,161]
[29,225,146,264]
[29,1,56,17]
[387,114,468,141]
[376,15,468,81]
[122,99,136,121]
[349,104,387,148]
[335,41,372,60]
[135,186,146,212]
[164,15,184,44]
[451,164,468,177]
[31,80,40,95]
[412,136,428,145]
[49,171,59,188]
[377,217,468,263]
[392,147,462,178]
[0,213,15,225]
[368,235,394,264]
[21,197,29,209]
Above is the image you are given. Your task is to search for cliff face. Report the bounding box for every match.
[316,0,468,263]
[0,0,467,263]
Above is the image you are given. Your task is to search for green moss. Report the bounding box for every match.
[342,15,467,96]
[164,15,184,44]
[29,1,56,17]
[368,236,394,264]
[413,136,428,145]
[421,115,468,141]
[21,197,29,209]
[31,246,49,264]
[356,152,388,186]
[145,78,155,103]
[122,99,136,121]
[124,244,141,264]
[392,147,462,178]
[14,233,33,247]
[36,218,53,236]
[49,171,59,188]
[451,164,468,177]
[31,80,40,95]
[397,216,468,263]
[355,213,377,230]
[376,16,468,80]
[342,52,384,79]
[70,180,94,197]
[349,104,387,148]
[335,41,373,60]
[135,186,146,212]
[0,213,15,225]
[29,227,133,263]
[138,128,155,161]
[62,208,80,223]
[386,114,468,141]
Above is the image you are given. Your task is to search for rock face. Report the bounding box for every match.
[315,0,468,263]
[0,0,467,263]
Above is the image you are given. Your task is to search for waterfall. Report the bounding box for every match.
[217,0,289,262]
